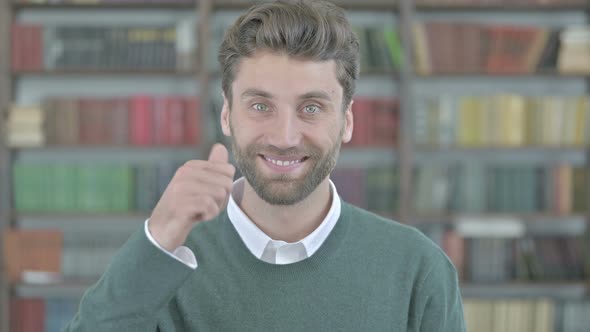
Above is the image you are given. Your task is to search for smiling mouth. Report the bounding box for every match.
[259,154,309,167]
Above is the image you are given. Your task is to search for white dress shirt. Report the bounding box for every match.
[145,177,341,269]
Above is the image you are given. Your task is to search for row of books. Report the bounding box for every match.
[7,296,590,332]
[414,163,588,214]
[459,236,589,283]
[2,230,63,283]
[334,164,590,215]
[349,98,399,147]
[12,161,184,212]
[11,22,196,71]
[12,162,590,215]
[61,230,130,279]
[414,23,590,74]
[14,22,588,75]
[354,26,403,73]
[7,96,201,147]
[3,227,130,282]
[464,298,590,332]
[8,295,590,332]
[464,299,554,332]
[10,298,78,332]
[11,163,400,215]
[414,95,590,147]
[332,167,399,216]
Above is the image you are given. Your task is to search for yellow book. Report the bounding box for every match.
[457,97,474,146]
[412,23,432,76]
[502,94,526,146]
[534,299,555,332]
[492,300,509,332]
[478,97,490,146]
[525,98,542,146]
[574,96,588,146]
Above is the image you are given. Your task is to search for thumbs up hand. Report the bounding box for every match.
[149,143,236,251]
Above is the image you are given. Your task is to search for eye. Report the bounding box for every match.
[252,103,269,112]
[303,105,320,114]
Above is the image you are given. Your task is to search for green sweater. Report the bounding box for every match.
[65,202,465,331]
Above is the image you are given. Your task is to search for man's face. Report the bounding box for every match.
[221,51,353,205]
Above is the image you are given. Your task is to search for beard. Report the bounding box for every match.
[229,129,341,206]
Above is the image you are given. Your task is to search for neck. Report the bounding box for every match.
[239,178,332,243]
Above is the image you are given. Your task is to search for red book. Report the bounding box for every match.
[24,299,45,332]
[31,25,43,71]
[22,25,32,71]
[486,25,544,74]
[79,98,105,145]
[458,23,483,73]
[10,298,23,332]
[11,23,22,72]
[370,98,399,147]
[184,97,201,145]
[348,97,373,147]
[130,95,154,145]
[153,97,168,145]
[10,298,46,332]
[443,231,465,280]
[166,96,186,145]
[425,22,455,74]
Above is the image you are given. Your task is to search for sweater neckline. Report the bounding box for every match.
[220,202,352,278]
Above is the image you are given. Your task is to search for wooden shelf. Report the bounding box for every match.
[14,145,203,163]
[11,1,196,10]
[460,282,588,300]
[16,213,147,231]
[414,147,588,165]
[339,147,397,167]
[13,279,97,298]
[12,69,199,77]
[413,214,588,237]
[16,212,149,220]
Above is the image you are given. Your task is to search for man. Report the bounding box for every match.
[65,1,465,331]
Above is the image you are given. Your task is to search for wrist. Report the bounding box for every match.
[148,217,192,252]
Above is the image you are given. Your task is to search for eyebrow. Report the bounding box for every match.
[298,91,333,102]
[241,88,273,100]
[240,88,334,102]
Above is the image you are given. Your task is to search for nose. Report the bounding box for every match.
[266,110,303,149]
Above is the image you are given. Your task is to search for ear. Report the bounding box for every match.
[342,100,354,143]
[220,93,232,137]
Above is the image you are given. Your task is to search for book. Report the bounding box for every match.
[2,229,63,283]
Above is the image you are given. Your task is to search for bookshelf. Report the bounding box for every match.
[0,0,589,331]
[410,1,590,331]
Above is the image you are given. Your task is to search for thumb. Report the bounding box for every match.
[208,143,229,163]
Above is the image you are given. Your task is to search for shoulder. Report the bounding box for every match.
[342,202,452,270]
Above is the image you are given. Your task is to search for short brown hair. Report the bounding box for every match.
[218,0,360,110]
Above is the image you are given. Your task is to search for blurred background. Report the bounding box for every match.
[0,0,589,331]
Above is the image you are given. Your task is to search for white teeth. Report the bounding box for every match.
[265,157,302,167]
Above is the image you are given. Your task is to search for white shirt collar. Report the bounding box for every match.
[227,177,341,261]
